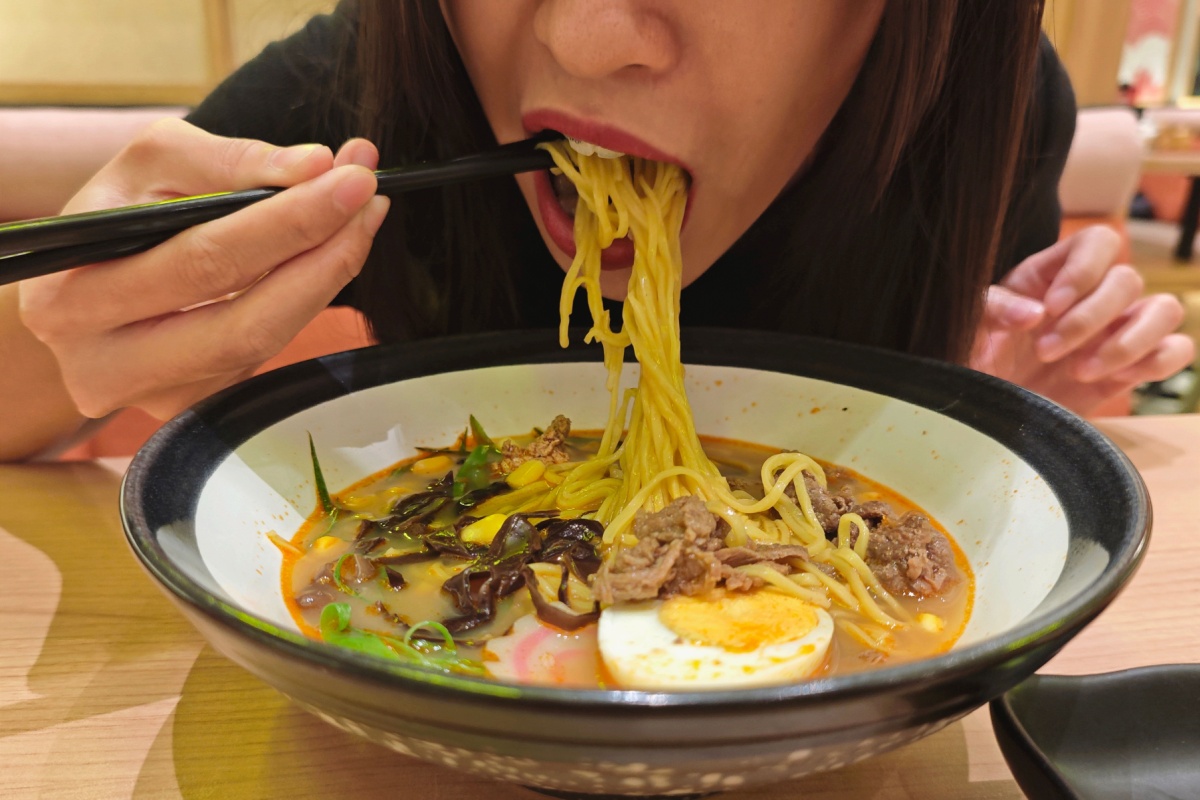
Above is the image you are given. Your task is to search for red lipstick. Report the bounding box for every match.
[523,110,693,174]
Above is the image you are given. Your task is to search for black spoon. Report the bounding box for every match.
[991,665,1200,799]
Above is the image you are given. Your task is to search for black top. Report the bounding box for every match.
[188,7,1076,340]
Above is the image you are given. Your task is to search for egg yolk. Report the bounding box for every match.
[658,591,820,652]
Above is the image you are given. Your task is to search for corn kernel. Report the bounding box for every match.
[312,535,343,553]
[412,454,453,475]
[917,612,945,633]
[506,459,546,488]
[461,513,508,545]
[343,494,375,510]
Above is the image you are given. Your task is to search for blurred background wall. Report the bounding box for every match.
[0,0,335,105]
[0,0,1178,111]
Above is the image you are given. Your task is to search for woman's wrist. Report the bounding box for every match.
[0,284,97,461]
[23,413,121,462]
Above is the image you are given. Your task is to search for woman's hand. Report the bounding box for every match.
[971,225,1195,416]
[18,118,389,422]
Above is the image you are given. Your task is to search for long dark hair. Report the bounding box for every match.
[339,0,1046,363]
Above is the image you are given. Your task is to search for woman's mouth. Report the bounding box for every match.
[551,169,581,217]
[534,142,694,270]
[524,112,694,271]
[533,155,636,269]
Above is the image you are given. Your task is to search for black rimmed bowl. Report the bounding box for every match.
[120,328,1150,797]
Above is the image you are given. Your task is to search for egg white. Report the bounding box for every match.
[597,597,834,690]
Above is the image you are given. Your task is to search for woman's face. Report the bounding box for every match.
[441,0,884,298]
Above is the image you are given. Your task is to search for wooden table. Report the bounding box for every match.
[2,414,1198,799]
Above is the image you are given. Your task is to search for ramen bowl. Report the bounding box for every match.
[120,328,1149,797]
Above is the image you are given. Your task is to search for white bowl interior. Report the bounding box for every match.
[186,362,1068,649]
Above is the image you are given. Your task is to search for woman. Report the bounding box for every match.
[1,0,1192,460]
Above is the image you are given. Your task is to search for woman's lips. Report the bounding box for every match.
[533,168,635,269]
[523,109,693,270]
[523,109,691,172]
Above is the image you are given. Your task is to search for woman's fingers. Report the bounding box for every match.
[58,195,390,417]
[980,284,1046,331]
[999,236,1073,299]
[333,138,380,170]
[209,195,390,368]
[153,165,378,317]
[34,165,379,334]
[1064,334,1194,416]
[979,227,1195,416]
[17,122,393,425]
[1041,226,1123,316]
[1109,333,1196,386]
[1002,225,1120,313]
[1071,294,1187,382]
[1035,264,1144,362]
[971,285,1046,385]
[93,117,334,203]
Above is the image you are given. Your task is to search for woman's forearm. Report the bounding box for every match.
[0,284,90,461]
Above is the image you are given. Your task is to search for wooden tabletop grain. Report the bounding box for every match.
[2,414,1197,800]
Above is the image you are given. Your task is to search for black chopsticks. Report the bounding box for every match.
[0,135,558,285]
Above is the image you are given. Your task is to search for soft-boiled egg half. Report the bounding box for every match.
[597,590,834,690]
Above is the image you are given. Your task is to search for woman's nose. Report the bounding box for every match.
[533,0,680,79]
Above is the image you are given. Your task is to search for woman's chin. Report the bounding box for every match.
[598,237,635,269]
[597,269,632,300]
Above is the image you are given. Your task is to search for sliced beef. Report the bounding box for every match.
[725,476,764,499]
[859,511,958,597]
[714,543,809,568]
[721,567,764,592]
[718,557,788,592]
[592,537,685,604]
[592,497,817,603]
[714,543,810,591]
[790,472,958,597]
[796,473,848,531]
[791,474,887,534]
[590,470,960,604]
[499,415,572,474]
[632,494,726,554]
[591,495,726,604]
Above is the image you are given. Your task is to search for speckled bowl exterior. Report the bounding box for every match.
[120,329,1150,797]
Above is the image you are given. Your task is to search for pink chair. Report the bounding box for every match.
[1056,106,1142,264]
